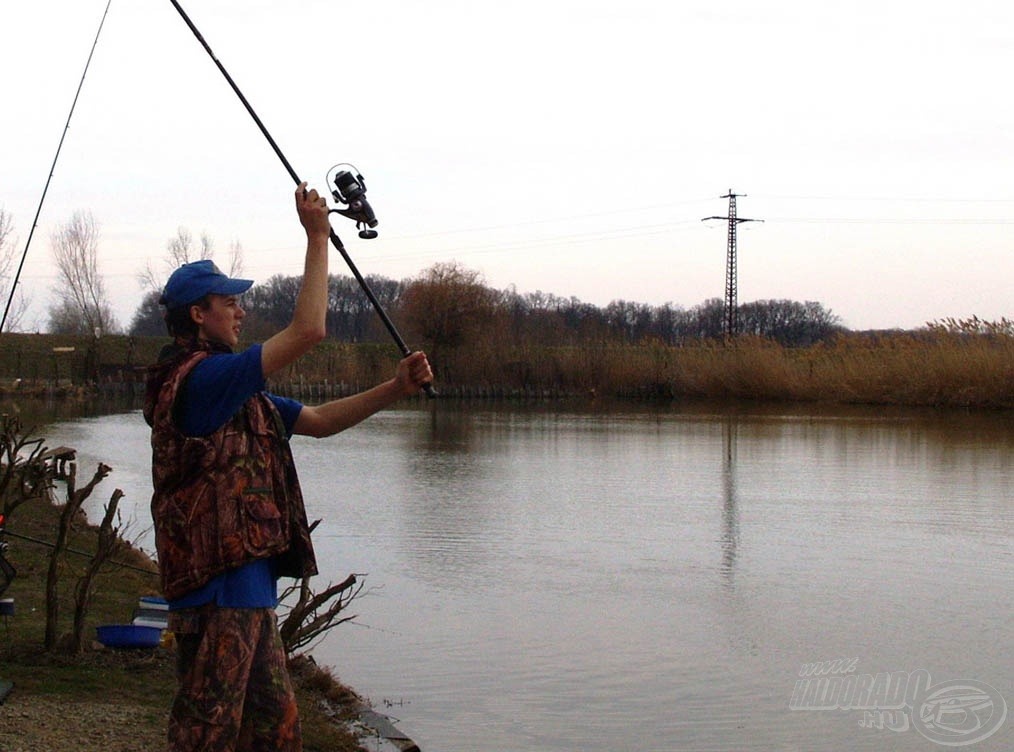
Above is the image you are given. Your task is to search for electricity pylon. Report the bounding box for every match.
[702,190,762,339]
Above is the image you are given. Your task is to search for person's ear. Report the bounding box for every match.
[189,304,204,326]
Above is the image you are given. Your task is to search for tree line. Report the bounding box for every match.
[1,209,842,349]
[130,261,844,352]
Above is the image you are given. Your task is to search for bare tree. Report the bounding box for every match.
[135,228,245,324]
[138,227,213,293]
[49,211,117,335]
[400,262,497,355]
[168,227,213,267]
[0,208,30,332]
[227,238,244,277]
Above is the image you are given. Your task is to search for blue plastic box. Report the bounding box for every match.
[96,624,162,649]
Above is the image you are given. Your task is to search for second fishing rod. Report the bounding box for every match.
[166,0,436,398]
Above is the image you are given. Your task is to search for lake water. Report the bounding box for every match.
[14,400,1014,751]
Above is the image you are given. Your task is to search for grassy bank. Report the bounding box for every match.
[0,471,366,752]
[1,329,1011,408]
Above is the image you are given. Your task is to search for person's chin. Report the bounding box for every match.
[208,334,238,348]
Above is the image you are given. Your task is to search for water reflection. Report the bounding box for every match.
[720,417,739,585]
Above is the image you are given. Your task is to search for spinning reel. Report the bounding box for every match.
[326,163,379,239]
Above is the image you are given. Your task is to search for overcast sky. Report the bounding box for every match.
[2,0,1012,333]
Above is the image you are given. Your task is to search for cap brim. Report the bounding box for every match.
[210,278,254,296]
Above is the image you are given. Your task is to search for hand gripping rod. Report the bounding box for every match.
[167,0,435,397]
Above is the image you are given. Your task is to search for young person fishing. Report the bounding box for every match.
[143,182,432,751]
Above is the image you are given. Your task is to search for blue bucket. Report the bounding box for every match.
[96,624,162,649]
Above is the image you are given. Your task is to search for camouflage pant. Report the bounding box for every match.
[167,605,301,752]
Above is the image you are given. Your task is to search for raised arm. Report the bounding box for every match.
[293,350,433,438]
[261,182,331,378]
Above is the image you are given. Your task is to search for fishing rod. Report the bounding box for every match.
[0,527,157,579]
[166,0,436,398]
[0,0,114,334]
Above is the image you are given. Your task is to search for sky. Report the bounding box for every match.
[1,0,1012,333]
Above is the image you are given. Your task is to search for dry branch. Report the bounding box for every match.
[278,572,363,655]
[70,487,124,653]
[44,461,112,650]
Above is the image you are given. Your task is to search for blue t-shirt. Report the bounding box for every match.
[169,344,304,611]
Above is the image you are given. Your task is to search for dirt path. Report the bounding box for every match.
[0,693,167,752]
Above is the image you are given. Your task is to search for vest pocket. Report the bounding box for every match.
[241,488,285,554]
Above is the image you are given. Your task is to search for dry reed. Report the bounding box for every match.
[2,328,1011,408]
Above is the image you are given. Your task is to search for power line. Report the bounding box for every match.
[378,197,715,242]
[755,194,1014,204]
[764,217,1014,225]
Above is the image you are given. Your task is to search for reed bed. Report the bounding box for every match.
[438,332,1012,408]
[804,332,1014,407]
[2,330,1011,409]
[656,332,1013,407]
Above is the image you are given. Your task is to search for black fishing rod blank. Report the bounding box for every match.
[1,0,114,333]
[1,528,157,577]
[166,0,435,397]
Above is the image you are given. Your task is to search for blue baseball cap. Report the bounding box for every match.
[160,260,254,310]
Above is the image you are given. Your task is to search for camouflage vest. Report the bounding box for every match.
[146,348,318,601]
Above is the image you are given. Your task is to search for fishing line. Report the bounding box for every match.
[165,0,435,397]
[2,529,158,577]
[1,0,114,333]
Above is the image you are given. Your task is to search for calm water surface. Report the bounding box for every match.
[17,400,1014,751]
